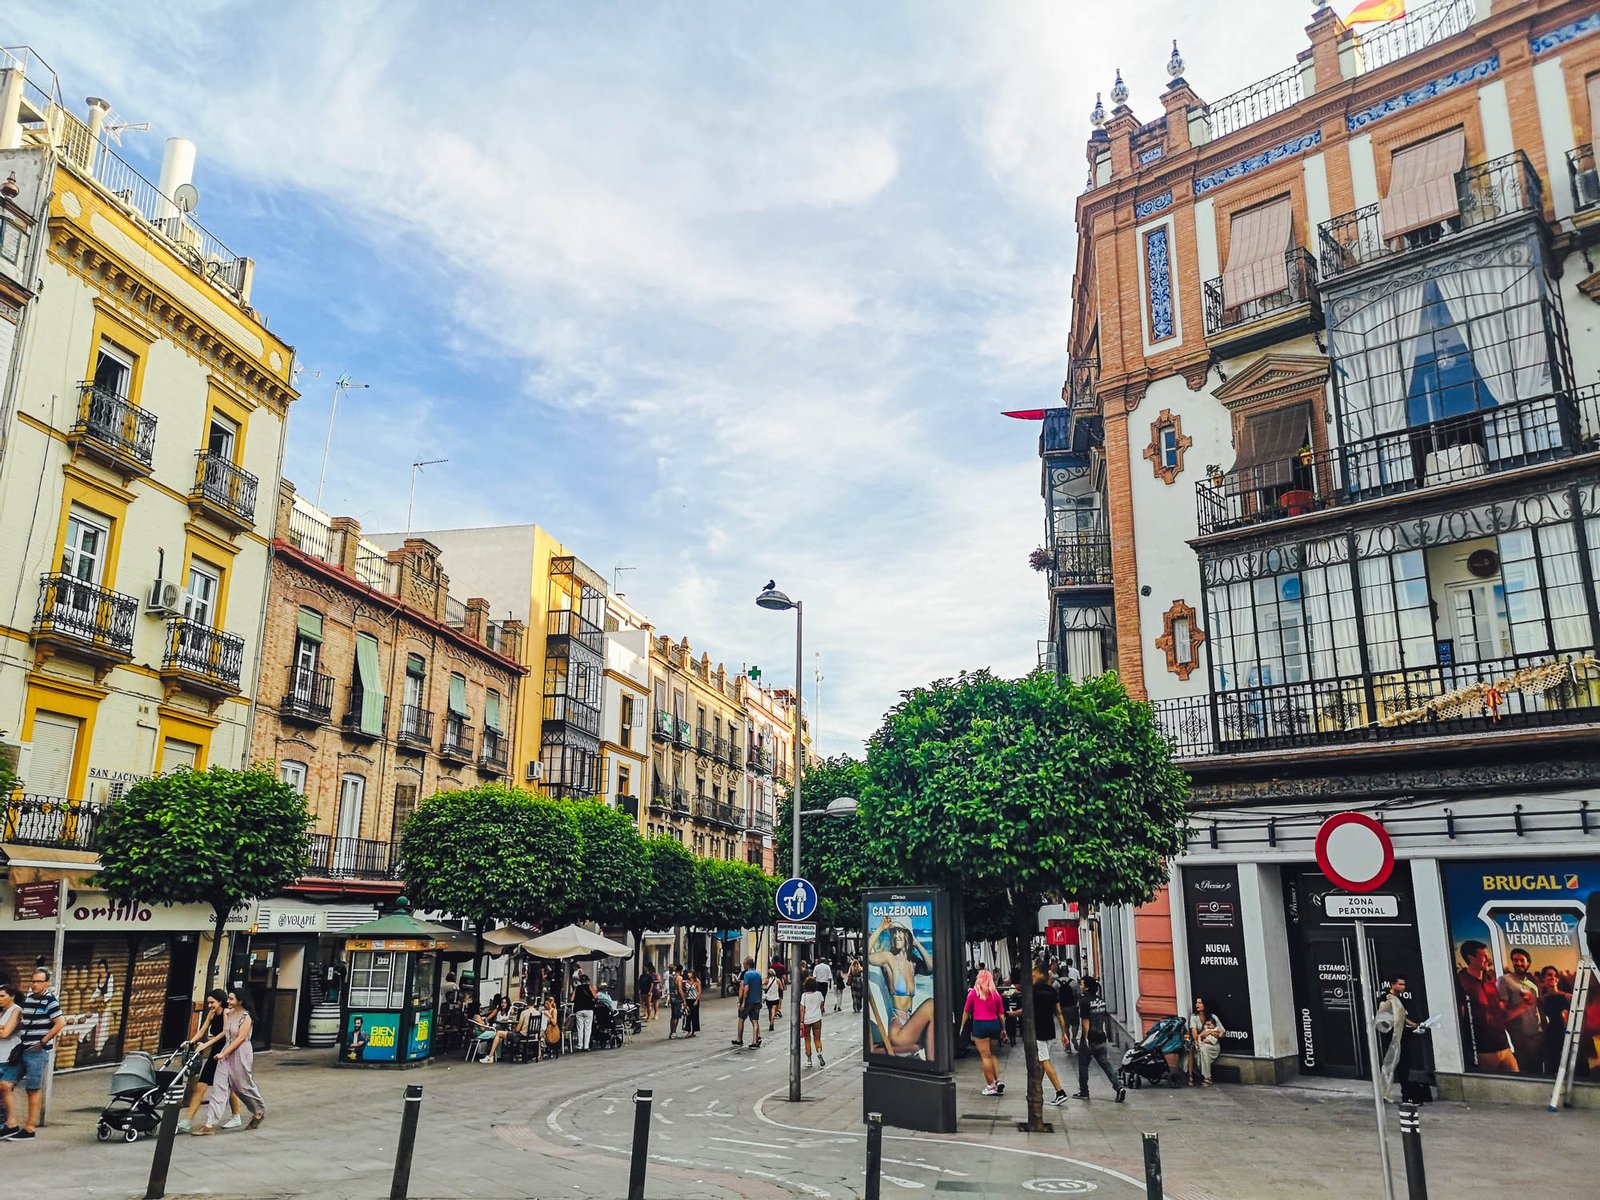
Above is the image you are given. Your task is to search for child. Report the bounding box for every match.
[800,974,825,1068]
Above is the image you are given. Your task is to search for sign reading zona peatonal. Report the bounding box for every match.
[1323,893,1400,920]
[1314,812,1394,893]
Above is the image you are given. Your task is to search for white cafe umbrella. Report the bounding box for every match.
[521,924,634,961]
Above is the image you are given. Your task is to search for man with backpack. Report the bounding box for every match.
[1073,976,1125,1102]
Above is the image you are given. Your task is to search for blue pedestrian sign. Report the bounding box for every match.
[775,877,818,923]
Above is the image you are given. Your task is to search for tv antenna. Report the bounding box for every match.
[613,565,636,596]
[407,458,448,533]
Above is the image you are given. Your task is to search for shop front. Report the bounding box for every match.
[336,906,450,1067]
[235,899,381,1048]
[0,877,250,1069]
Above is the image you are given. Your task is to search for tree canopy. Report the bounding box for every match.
[558,799,647,928]
[96,765,311,996]
[637,836,699,932]
[401,783,582,937]
[773,754,880,929]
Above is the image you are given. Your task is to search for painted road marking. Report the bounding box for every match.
[882,1157,969,1177]
[716,1073,733,1081]
[1023,1181,1098,1194]
[710,1137,793,1150]
[686,1084,705,1093]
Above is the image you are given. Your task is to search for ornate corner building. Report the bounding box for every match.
[1037,1,1600,1105]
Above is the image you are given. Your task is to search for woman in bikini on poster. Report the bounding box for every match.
[867,913,935,1059]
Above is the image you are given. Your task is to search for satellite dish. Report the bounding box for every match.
[172,182,200,214]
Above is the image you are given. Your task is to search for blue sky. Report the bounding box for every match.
[9,1,1312,753]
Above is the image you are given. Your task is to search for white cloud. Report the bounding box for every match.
[6,0,1326,752]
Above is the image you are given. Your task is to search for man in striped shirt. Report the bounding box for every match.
[8,967,64,1140]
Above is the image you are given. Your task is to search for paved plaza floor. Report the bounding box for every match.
[2,993,1593,1198]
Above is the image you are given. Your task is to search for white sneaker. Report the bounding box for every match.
[176,1119,192,1133]
[221,1115,244,1130]
[981,1083,1000,1096]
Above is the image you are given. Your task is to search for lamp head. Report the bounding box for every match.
[826,796,859,816]
[756,584,795,611]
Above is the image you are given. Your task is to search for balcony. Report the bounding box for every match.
[478,729,509,775]
[671,785,690,814]
[342,685,388,741]
[749,746,775,775]
[2,795,103,851]
[546,608,605,655]
[161,618,244,699]
[695,727,713,755]
[1195,388,1599,538]
[748,810,774,834]
[674,718,692,748]
[189,451,259,532]
[543,693,601,737]
[728,744,743,770]
[617,794,639,819]
[31,574,137,670]
[396,704,433,752]
[1149,649,1600,760]
[280,665,334,726]
[441,716,474,763]
[714,735,732,762]
[1202,248,1322,357]
[1318,152,1543,282]
[1569,144,1600,219]
[650,785,671,813]
[652,709,675,741]
[1049,536,1113,589]
[305,833,400,881]
[68,384,156,476]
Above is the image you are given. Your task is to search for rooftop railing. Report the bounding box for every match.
[1352,0,1476,76]
[1204,63,1305,142]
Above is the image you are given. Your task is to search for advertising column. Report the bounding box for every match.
[861,887,957,1132]
[1181,866,1256,1057]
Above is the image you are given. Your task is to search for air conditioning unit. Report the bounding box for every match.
[146,579,182,616]
[525,760,543,782]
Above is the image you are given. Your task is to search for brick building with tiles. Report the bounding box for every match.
[1039,0,1600,1105]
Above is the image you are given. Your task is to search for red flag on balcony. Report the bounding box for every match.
[1002,409,1048,420]
[1346,0,1404,23]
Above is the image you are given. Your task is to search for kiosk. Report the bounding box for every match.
[336,901,452,1067]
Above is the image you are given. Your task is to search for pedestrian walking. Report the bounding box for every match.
[667,965,685,1038]
[0,983,22,1138]
[179,990,241,1132]
[193,990,265,1134]
[960,968,1007,1096]
[732,958,765,1049]
[10,966,65,1140]
[1031,966,1071,1106]
[1073,976,1125,1102]
[683,970,702,1037]
[763,964,785,1029]
[800,975,826,1067]
[571,972,598,1051]
[846,957,864,1013]
[812,956,833,1009]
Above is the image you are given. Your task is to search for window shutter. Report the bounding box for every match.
[27,712,80,798]
[1378,130,1466,239]
[448,673,468,716]
[296,608,323,644]
[1221,198,1294,306]
[355,634,385,736]
[485,689,502,732]
[1228,403,1312,489]
[406,653,425,678]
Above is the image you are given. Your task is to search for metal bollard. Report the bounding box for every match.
[1142,1131,1164,1200]
[1398,1101,1429,1200]
[390,1084,424,1200]
[865,1111,884,1200]
[144,1099,183,1199]
[628,1088,654,1200]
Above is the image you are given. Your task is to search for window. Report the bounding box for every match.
[620,695,634,746]
[1141,409,1192,484]
[484,689,503,733]
[1446,581,1510,663]
[618,765,631,798]
[1160,427,1179,469]
[161,738,200,773]
[1172,616,1192,662]
[293,609,322,697]
[206,412,238,461]
[92,343,132,399]
[1378,129,1466,242]
[391,784,419,846]
[27,712,81,798]
[447,672,468,717]
[335,775,366,870]
[184,560,220,626]
[279,760,308,794]
[1155,599,1206,680]
[62,508,109,584]
[348,950,407,1010]
[352,633,385,736]
[404,654,426,710]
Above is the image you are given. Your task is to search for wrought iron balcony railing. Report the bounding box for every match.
[479,729,509,773]
[191,451,259,529]
[748,810,774,834]
[543,693,601,737]
[728,744,743,770]
[671,785,690,813]
[1050,536,1113,587]
[1568,143,1600,215]
[652,709,676,740]
[32,573,137,661]
[545,607,605,654]
[674,718,692,747]
[696,727,713,754]
[2,794,103,851]
[342,686,388,740]
[1203,62,1304,142]
[617,794,639,819]
[70,384,156,472]
[441,717,474,761]
[1202,248,1320,340]
[281,665,334,724]
[1195,387,1596,538]
[714,735,732,762]
[1318,152,1543,280]
[162,617,244,693]
[397,704,434,750]
[305,832,400,880]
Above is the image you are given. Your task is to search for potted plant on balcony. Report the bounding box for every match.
[1205,463,1225,488]
[1028,546,1052,572]
[1296,443,1314,466]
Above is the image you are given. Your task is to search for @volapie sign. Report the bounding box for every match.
[1324,894,1400,920]
[776,922,817,943]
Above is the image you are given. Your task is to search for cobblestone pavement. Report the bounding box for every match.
[1,994,1593,1198]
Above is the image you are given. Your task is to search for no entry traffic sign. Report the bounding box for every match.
[1314,812,1394,893]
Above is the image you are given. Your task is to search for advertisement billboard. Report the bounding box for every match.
[863,890,943,1072]
[1181,865,1256,1057]
[1441,857,1600,1078]
[344,1012,400,1063]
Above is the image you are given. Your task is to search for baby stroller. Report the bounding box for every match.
[97,1043,203,1142]
[1120,1016,1188,1089]
[593,1004,626,1050]
[617,1001,643,1037]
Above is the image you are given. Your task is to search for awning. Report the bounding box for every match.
[1229,403,1312,489]
[643,930,675,943]
[354,634,385,736]
[296,608,323,643]
[0,844,100,887]
[1221,198,1293,306]
[523,924,634,960]
[448,673,468,716]
[1378,129,1465,239]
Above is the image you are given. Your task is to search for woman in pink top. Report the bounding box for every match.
[960,969,1008,1095]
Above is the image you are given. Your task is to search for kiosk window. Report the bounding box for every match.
[348,950,407,1009]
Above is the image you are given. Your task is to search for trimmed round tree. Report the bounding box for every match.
[558,800,648,989]
[401,783,582,981]
[96,765,311,1001]
[774,754,882,937]
[864,668,1190,1131]
[634,836,699,969]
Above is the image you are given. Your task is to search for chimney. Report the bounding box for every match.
[0,65,24,151]
[156,137,196,222]
[83,96,110,174]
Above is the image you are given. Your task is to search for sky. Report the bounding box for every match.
[8,0,1315,755]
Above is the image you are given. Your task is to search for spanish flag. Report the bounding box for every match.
[1347,0,1404,22]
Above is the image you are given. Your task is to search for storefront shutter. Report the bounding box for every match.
[1378,130,1466,239]
[1221,198,1294,306]
[296,608,323,644]
[355,634,385,736]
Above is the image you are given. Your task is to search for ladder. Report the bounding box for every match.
[1547,957,1595,1112]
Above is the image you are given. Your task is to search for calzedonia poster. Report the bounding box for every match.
[863,892,938,1069]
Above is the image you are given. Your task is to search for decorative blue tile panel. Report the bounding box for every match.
[1532,11,1600,55]
[1145,226,1175,342]
[1139,145,1166,165]
[1346,55,1499,132]
[1193,130,1321,197]
[1135,190,1174,220]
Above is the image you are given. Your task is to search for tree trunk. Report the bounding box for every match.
[201,903,228,1003]
[474,920,486,1004]
[1014,901,1045,1132]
